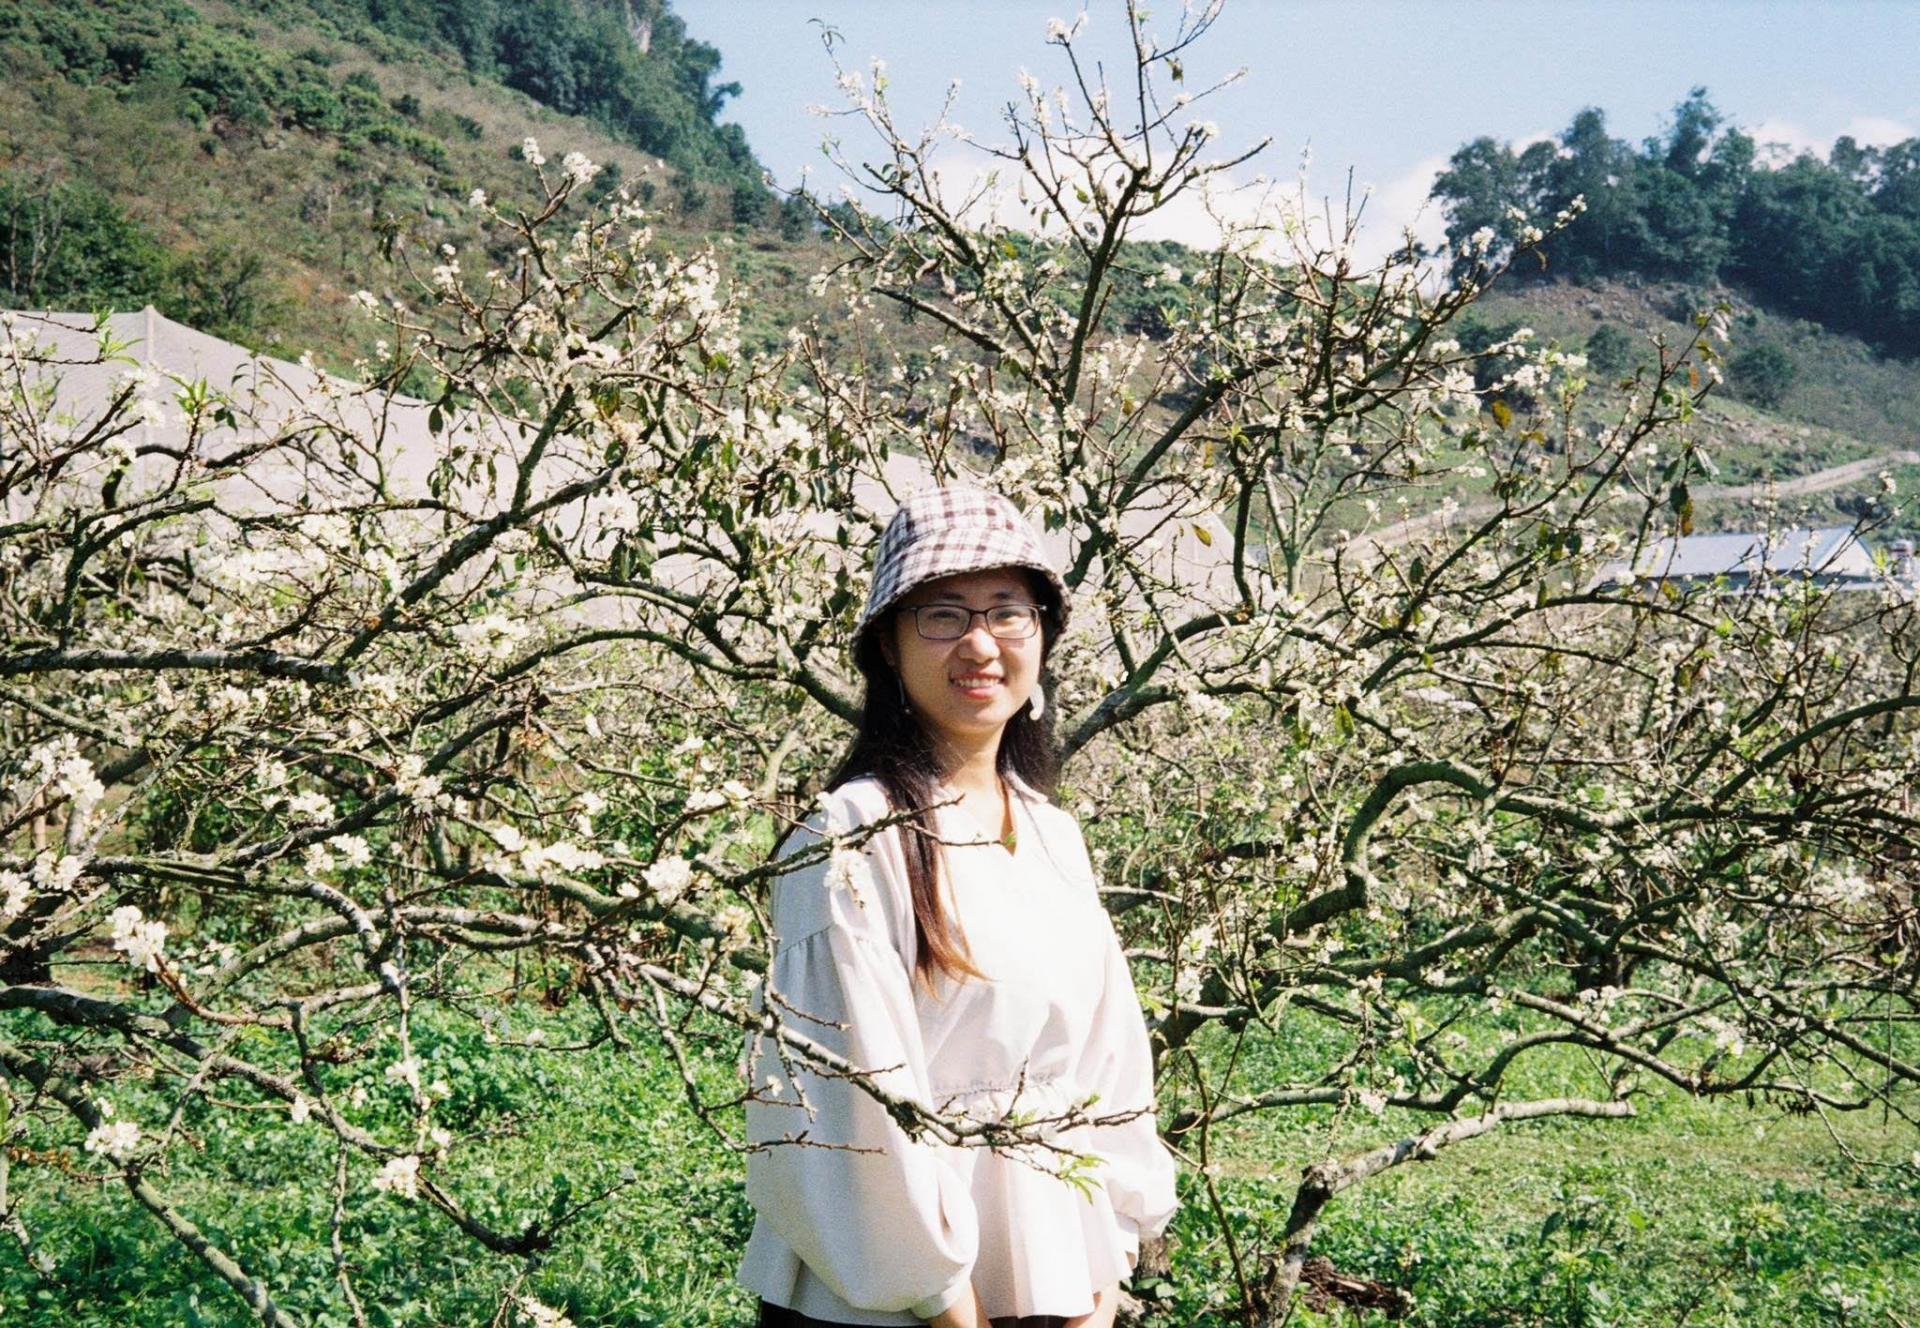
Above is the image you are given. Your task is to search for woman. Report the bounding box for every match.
[737,486,1178,1328]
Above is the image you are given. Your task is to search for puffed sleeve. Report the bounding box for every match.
[743,792,979,1318]
[1076,906,1179,1262]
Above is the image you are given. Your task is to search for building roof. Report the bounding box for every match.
[2,306,445,492]
[1596,525,1883,590]
[6,308,1244,653]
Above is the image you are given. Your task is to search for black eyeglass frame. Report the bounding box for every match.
[901,601,1050,641]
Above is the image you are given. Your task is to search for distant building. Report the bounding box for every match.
[4,307,1242,649]
[1595,525,1895,594]
[0,305,447,496]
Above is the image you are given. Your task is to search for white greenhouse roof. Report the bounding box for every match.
[1596,525,1883,590]
[5,308,1244,650]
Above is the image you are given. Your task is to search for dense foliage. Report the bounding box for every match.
[0,175,170,313]
[0,173,283,341]
[0,0,758,196]
[254,0,762,196]
[1432,90,1920,356]
[0,1,453,166]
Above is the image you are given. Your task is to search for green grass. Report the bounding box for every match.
[1145,1004,1920,1326]
[6,988,1916,1326]
[1164,1095,1919,1326]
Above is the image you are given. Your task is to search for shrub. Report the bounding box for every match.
[1732,341,1798,408]
[0,171,170,309]
[1584,322,1640,378]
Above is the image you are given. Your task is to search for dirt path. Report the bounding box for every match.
[1354,448,1920,554]
[1703,449,1920,500]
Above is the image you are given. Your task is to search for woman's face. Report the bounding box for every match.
[882,567,1046,746]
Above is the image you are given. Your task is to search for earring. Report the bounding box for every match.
[1028,688,1045,720]
[897,674,909,710]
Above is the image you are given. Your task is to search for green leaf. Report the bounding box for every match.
[1333,704,1355,740]
[1670,483,1694,536]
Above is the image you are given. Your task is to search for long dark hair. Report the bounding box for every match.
[823,567,1064,990]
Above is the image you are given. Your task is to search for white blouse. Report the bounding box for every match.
[737,769,1178,1324]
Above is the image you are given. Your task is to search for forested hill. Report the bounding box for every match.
[0,0,777,356]
[251,0,761,189]
[6,7,1920,528]
[1430,91,1920,357]
[3,0,760,193]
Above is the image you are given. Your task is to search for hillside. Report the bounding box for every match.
[1432,91,1920,358]
[1474,277,1920,529]
[0,0,787,362]
[2,2,1917,537]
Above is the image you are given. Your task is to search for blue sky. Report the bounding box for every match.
[679,1,1920,257]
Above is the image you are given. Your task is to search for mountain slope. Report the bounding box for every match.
[1473,277,1920,526]
[0,0,770,359]
[2,4,1916,532]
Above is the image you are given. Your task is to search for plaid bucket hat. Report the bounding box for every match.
[852,485,1071,652]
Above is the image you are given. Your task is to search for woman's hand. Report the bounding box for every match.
[927,1284,990,1328]
[1064,1282,1122,1328]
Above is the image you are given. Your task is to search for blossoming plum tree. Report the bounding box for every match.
[2,3,1916,1322]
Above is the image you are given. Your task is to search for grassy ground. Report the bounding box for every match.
[5,990,1916,1326]
[1172,1089,1919,1325]
[1474,278,1920,532]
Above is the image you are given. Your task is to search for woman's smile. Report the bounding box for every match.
[951,673,1003,700]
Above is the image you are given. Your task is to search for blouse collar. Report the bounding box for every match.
[1003,767,1047,805]
[934,767,1048,806]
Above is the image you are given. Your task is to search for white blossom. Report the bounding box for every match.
[108,905,168,972]
[518,1296,576,1328]
[0,870,29,919]
[372,1154,421,1200]
[85,1119,141,1161]
[328,835,373,869]
[714,903,754,948]
[453,612,531,662]
[643,856,695,903]
[288,789,335,822]
[32,851,87,893]
[393,755,446,810]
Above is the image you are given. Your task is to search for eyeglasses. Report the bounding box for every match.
[904,602,1046,641]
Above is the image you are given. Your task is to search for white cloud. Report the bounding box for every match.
[1347,151,1452,269]
[1747,115,1916,166]
[910,141,1453,274]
